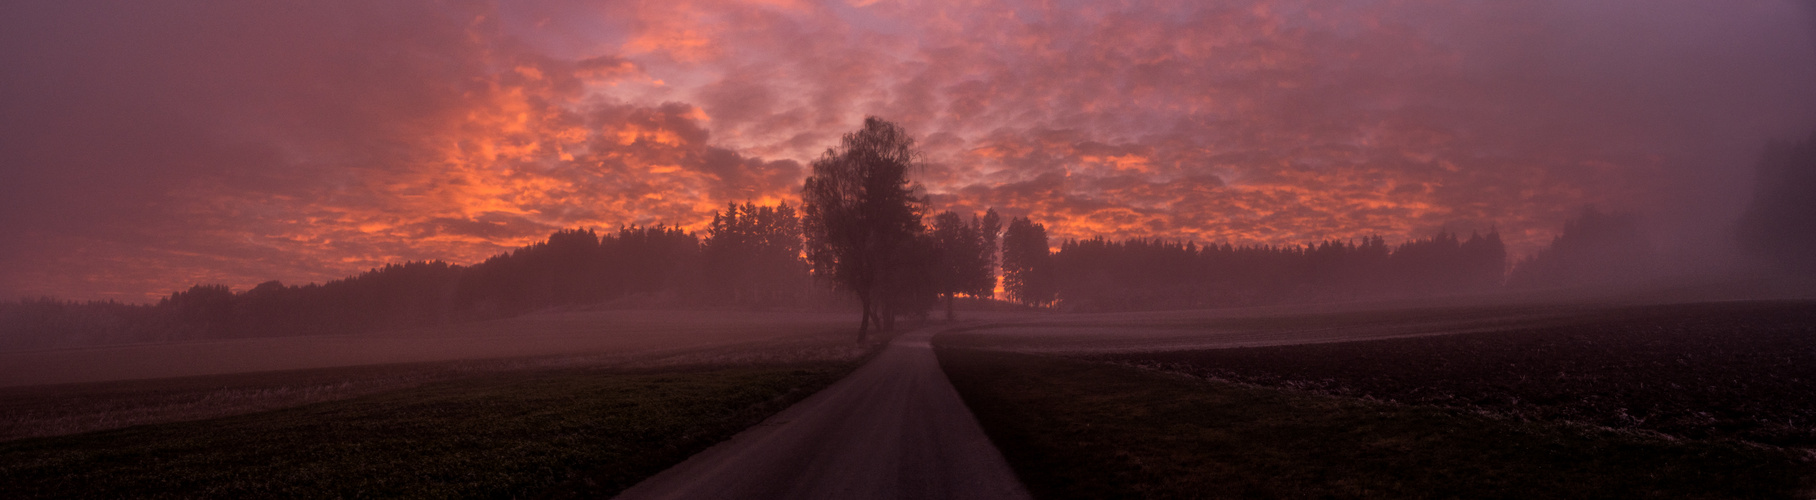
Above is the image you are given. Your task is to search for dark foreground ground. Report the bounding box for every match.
[939,348,1809,499]
[938,300,1816,498]
[8,300,1811,498]
[1093,301,1816,447]
[0,358,866,498]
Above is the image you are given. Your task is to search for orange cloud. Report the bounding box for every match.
[3,0,1811,301]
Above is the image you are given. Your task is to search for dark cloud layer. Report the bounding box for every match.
[2,0,1813,301]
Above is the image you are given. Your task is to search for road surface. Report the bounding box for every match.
[615,325,1031,500]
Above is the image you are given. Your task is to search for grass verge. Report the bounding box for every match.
[0,361,855,499]
[936,347,1811,499]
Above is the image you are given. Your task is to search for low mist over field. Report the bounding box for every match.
[0,310,861,387]
[2,2,1814,498]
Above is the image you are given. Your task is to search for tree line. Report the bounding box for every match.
[995,220,1509,311]
[1,216,820,349]
[0,203,1631,349]
[0,199,1007,349]
[3,118,1680,347]
[993,205,1669,312]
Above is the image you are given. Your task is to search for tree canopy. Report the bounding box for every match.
[800,117,929,340]
[930,209,1001,319]
[703,201,808,307]
[1002,216,1055,307]
[1736,130,1816,280]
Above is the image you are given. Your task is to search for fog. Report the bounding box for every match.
[4,4,1814,490]
[1,2,1814,391]
[0,310,857,388]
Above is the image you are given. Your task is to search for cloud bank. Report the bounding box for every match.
[2,0,1812,301]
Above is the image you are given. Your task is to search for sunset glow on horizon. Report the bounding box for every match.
[3,0,1813,302]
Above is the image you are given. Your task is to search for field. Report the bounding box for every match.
[0,310,882,497]
[11,299,1813,497]
[1,362,857,498]
[938,348,1808,499]
[936,300,1816,498]
[0,309,855,388]
[1092,301,1816,446]
[1,310,856,439]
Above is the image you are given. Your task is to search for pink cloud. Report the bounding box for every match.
[2,0,1813,300]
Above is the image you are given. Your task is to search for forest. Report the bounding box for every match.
[0,203,1649,349]
[15,115,1804,348]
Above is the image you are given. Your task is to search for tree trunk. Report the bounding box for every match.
[945,293,956,322]
[884,302,897,332]
[857,293,872,342]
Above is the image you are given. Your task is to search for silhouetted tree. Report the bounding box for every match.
[1508,207,1652,289]
[1002,216,1055,307]
[600,225,701,300]
[1385,230,1504,294]
[703,201,809,306]
[159,284,236,338]
[929,211,970,320]
[1736,129,1816,281]
[457,229,604,317]
[1461,230,1508,290]
[1053,237,1200,311]
[929,208,1001,320]
[0,297,145,349]
[879,232,941,330]
[800,117,928,340]
[1035,227,1506,311]
[2,225,746,348]
[2,196,1538,345]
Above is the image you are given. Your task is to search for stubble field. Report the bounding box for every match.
[937,299,1816,498]
[0,309,857,440]
[0,310,883,498]
[1094,301,1816,446]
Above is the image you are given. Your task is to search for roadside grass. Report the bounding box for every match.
[936,347,1811,499]
[0,360,856,499]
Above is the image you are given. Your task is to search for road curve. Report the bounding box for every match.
[614,325,1031,500]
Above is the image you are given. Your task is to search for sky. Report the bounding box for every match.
[2,0,1813,303]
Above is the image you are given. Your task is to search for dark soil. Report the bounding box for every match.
[938,347,1811,499]
[0,362,855,499]
[1094,300,1816,447]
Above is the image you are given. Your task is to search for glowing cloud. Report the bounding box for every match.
[1,0,1812,301]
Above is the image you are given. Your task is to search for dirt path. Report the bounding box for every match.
[614,325,1031,500]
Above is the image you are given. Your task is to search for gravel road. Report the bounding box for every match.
[615,325,1031,500]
